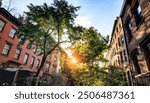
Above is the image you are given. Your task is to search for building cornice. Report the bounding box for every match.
[0,8,21,27]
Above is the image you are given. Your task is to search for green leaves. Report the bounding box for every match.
[61,26,110,86]
[19,0,80,53]
[71,26,109,63]
[19,0,80,76]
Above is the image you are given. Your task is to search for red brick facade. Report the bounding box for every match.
[0,8,60,75]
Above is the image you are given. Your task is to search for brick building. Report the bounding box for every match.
[108,0,150,85]
[0,7,60,85]
[106,17,132,85]
[120,0,150,85]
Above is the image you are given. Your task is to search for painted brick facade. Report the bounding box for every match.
[0,8,60,76]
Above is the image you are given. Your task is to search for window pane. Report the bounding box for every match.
[19,36,25,44]
[126,18,132,41]
[0,20,5,31]
[2,43,11,55]
[9,28,16,38]
[31,57,35,67]
[36,60,40,68]
[137,5,142,15]
[14,49,21,59]
[27,42,32,49]
[23,54,29,64]
[46,63,50,72]
[33,46,37,53]
[133,2,143,25]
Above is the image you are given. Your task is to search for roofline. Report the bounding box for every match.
[120,0,126,17]
[0,7,21,27]
[110,17,119,44]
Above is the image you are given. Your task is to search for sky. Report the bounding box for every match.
[2,0,124,36]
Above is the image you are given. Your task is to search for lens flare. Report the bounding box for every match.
[71,58,78,63]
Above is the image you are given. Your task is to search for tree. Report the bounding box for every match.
[19,0,80,76]
[104,67,126,86]
[3,0,16,13]
[60,26,109,86]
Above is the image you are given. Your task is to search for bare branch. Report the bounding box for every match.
[4,0,15,12]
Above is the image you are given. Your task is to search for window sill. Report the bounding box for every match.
[1,53,9,57]
[8,36,15,39]
[13,58,19,60]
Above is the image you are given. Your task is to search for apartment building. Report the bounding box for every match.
[107,0,150,85]
[0,7,60,85]
[120,0,150,85]
[43,49,61,75]
[107,17,132,85]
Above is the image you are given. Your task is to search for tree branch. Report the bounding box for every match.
[47,42,59,55]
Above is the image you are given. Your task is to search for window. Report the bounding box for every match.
[38,48,42,55]
[19,36,25,45]
[114,33,116,39]
[36,59,40,69]
[119,23,121,29]
[0,19,5,31]
[46,63,50,72]
[118,56,120,65]
[46,54,52,61]
[116,43,118,50]
[124,50,127,62]
[14,49,21,59]
[27,42,32,49]
[131,49,141,74]
[118,38,121,46]
[126,0,132,5]
[2,43,11,55]
[120,52,123,63]
[9,28,16,38]
[141,37,150,70]
[31,57,35,67]
[116,27,119,33]
[121,36,124,46]
[125,17,132,42]
[133,1,143,25]
[23,54,29,64]
[33,46,37,53]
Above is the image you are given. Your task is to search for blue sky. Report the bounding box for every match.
[3,0,123,36]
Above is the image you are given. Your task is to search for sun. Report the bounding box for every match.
[71,58,78,64]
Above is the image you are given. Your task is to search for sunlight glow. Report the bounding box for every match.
[71,58,78,64]
[65,48,80,64]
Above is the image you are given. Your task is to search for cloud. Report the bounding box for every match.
[74,16,92,28]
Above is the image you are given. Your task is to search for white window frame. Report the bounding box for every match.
[0,19,5,31]
[31,57,35,67]
[14,49,21,59]
[23,54,29,64]
[2,43,11,55]
[9,28,16,38]
[36,59,40,69]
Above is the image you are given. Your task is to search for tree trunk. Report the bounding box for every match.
[36,54,47,76]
